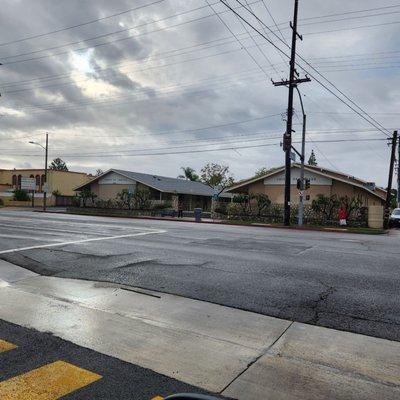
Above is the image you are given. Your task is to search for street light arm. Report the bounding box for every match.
[28,141,46,150]
[295,86,305,118]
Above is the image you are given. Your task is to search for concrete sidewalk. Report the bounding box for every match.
[0,260,399,399]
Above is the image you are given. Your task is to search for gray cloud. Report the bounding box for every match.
[0,0,398,185]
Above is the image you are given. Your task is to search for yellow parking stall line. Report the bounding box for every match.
[0,339,17,353]
[0,360,102,399]
[151,397,164,400]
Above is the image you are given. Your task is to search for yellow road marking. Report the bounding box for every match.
[0,339,17,353]
[152,397,164,400]
[0,360,102,399]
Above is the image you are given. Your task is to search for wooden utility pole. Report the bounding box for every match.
[384,131,398,229]
[273,0,309,225]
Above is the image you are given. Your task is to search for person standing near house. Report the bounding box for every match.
[178,197,184,218]
[338,206,347,226]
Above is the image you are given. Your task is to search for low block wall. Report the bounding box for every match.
[368,205,383,229]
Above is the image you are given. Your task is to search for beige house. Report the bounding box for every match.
[0,169,91,206]
[227,164,386,207]
[75,169,232,211]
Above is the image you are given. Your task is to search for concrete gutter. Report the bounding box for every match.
[44,208,387,235]
[0,261,399,399]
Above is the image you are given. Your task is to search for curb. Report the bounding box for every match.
[41,209,387,235]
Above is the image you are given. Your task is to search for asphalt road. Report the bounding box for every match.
[1,209,400,341]
[0,319,212,399]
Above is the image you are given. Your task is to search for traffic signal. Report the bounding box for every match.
[305,178,311,190]
[296,178,302,190]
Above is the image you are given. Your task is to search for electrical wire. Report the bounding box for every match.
[228,0,393,137]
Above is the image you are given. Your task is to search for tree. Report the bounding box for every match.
[308,150,318,166]
[95,169,104,177]
[200,163,234,194]
[117,189,134,210]
[78,188,97,207]
[49,158,68,171]
[133,188,151,210]
[311,194,340,221]
[178,167,200,181]
[254,167,270,177]
[254,167,280,178]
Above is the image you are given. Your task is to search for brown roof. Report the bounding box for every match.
[227,163,386,201]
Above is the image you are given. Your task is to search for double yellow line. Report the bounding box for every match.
[0,339,101,399]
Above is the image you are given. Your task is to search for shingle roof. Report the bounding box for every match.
[76,169,232,198]
[227,163,386,201]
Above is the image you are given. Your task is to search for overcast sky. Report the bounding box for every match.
[0,0,398,186]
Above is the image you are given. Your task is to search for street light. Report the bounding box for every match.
[295,86,306,227]
[29,133,48,211]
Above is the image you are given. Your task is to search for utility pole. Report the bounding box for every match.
[273,0,309,225]
[384,131,397,229]
[397,138,400,207]
[43,133,48,212]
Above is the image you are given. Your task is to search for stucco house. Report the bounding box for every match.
[226,163,386,206]
[74,169,232,211]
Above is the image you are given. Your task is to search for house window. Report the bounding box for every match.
[17,175,22,188]
[41,174,46,185]
[306,195,310,201]
[12,175,17,187]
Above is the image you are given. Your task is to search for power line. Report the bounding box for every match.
[8,137,388,158]
[0,0,166,47]
[205,0,272,79]
[1,0,261,66]
[230,0,392,137]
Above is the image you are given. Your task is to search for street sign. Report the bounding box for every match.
[20,177,36,191]
[43,183,49,193]
[290,151,296,162]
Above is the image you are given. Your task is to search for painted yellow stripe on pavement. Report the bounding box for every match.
[152,397,164,400]
[0,339,17,353]
[0,360,102,399]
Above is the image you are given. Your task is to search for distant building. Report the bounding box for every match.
[226,163,386,206]
[74,169,231,211]
[0,169,91,206]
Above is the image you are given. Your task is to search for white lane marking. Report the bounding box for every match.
[0,222,113,237]
[0,229,166,255]
[0,234,62,242]
[0,216,159,231]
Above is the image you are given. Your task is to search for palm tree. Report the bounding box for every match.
[178,167,200,181]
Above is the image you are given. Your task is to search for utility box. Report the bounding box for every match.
[368,205,384,229]
[194,208,202,223]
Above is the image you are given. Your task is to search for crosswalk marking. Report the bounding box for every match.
[0,360,102,399]
[0,339,17,353]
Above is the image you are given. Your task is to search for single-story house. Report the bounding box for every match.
[0,168,91,206]
[226,163,386,206]
[74,169,232,211]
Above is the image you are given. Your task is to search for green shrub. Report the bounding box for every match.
[152,201,172,210]
[13,188,30,201]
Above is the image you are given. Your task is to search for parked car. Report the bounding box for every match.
[389,208,400,227]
